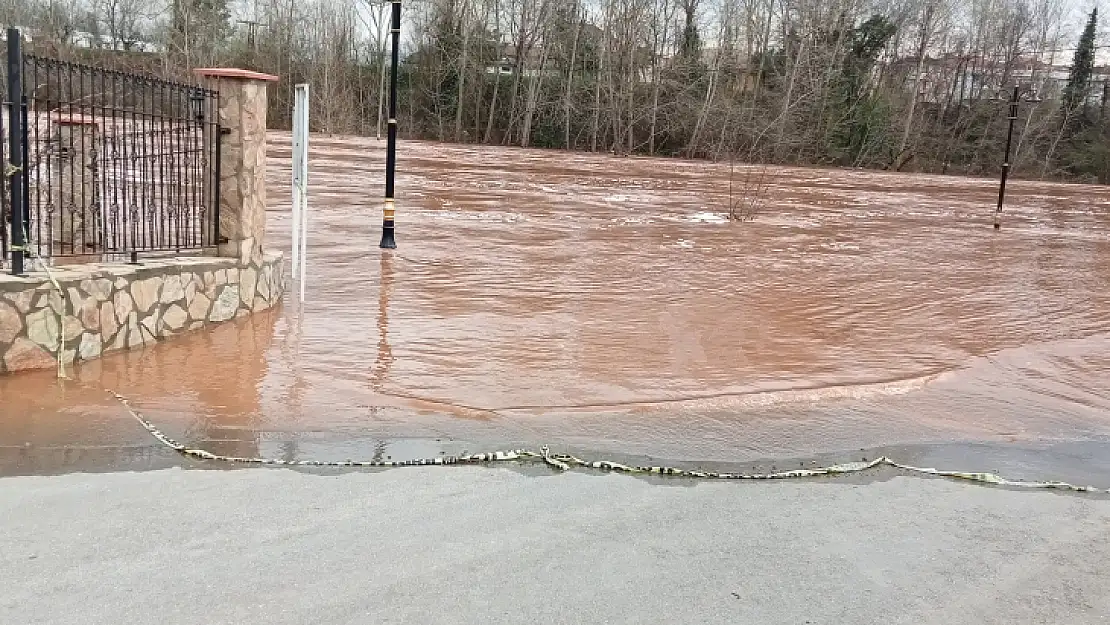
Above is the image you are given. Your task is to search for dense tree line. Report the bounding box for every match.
[5,0,1109,182]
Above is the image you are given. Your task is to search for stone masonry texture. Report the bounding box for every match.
[0,253,285,374]
[196,71,274,265]
[0,71,283,375]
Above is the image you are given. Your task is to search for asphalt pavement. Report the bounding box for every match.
[2,465,1109,624]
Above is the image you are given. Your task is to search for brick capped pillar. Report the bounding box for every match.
[193,68,279,264]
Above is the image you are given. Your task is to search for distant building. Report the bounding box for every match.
[482,43,559,78]
[2,25,163,54]
[895,54,1110,105]
[71,30,166,53]
[0,26,33,44]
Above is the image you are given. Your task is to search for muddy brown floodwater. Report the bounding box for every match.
[3,133,1110,478]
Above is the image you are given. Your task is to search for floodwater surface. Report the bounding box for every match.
[3,134,1110,476]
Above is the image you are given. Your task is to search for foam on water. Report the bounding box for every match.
[6,133,1110,473]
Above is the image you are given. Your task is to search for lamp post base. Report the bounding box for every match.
[379,222,396,249]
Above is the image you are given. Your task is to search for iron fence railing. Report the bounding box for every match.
[3,30,220,272]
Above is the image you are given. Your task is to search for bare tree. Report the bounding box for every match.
[15,0,1107,182]
[894,0,939,166]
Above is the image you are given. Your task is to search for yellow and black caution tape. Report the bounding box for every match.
[110,391,1108,494]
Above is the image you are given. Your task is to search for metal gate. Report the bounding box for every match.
[3,28,221,274]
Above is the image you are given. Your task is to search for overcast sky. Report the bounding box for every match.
[227,0,1107,64]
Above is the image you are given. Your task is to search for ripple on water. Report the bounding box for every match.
[4,134,1110,473]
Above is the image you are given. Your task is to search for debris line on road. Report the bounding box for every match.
[110,390,1108,494]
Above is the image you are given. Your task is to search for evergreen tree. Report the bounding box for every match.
[678,0,701,63]
[1062,8,1098,119]
[830,15,898,163]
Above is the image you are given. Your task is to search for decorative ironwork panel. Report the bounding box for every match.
[3,42,219,268]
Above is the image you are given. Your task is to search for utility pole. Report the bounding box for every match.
[994,86,1019,230]
[237,20,266,56]
[994,85,1040,230]
[380,0,401,249]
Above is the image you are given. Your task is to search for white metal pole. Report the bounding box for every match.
[291,83,310,302]
[299,184,307,303]
[296,84,310,303]
[291,185,301,284]
[291,86,304,288]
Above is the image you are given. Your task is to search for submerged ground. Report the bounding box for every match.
[3,136,1110,624]
[2,133,1109,476]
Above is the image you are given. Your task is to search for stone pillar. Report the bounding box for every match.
[193,68,279,264]
[50,114,101,255]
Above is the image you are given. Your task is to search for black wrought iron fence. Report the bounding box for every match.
[3,29,220,273]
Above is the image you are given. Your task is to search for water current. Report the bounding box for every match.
[3,133,1109,477]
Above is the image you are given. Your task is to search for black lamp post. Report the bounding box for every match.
[994,85,1041,230]
[379,0,401,249]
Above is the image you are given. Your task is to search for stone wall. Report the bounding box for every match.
[1,68,284,376]
[0,253,285,374]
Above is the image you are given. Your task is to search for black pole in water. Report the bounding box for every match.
[995,85,1020,230]
[6,28,25,275]
[379,0,401,249]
